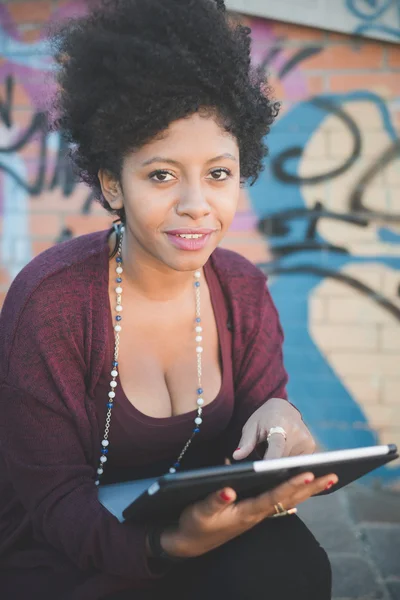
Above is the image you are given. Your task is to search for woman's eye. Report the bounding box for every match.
[208,168,231,181]
[149,170,175,182]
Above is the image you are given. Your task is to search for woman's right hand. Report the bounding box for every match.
[160,471,338,558]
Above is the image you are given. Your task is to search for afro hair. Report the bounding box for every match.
[49,0,279,222]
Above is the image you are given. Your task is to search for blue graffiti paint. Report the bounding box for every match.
[249,91,400,483]
[346,0,394,20]
[346,0,400,39]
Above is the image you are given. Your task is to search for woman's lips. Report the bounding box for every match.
[165,231,214,251]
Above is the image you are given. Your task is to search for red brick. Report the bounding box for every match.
[29,213,60,237]
[270,20,325,42]
[304,43,383,71]
[32,240,54,257]
[387,46,400,68]
[329,73,400,99]
[63,215,114,237]
[307,75,325,95]
[7,1,53,24]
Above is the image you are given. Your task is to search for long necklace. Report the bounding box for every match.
[95,226,204,486]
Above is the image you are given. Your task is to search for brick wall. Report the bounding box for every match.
[1,2,399,485]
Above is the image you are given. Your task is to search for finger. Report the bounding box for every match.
[239,472,316,517]
[200,487,237,517]
[263,433,286,460]
[289,436,316,457]
[232,422,258,461]
[270,472,339,509]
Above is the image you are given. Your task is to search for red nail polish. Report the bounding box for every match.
[235,448,241,451]
[220,491,231,502]
[304,478,312,484]
[325,480,335,490]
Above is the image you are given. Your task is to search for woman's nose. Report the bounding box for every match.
[175,185,211,219]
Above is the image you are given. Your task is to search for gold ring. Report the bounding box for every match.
[274,502,286,514]
[271,503,297,518]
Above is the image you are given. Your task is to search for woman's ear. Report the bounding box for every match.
[98,169,124,211]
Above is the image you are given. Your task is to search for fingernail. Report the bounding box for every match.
[220,491,231,502]
[287,508,297,515]
[304,478,313,484]
[235,448,241,452]
[325,480,335,490]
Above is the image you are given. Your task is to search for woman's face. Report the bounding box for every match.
[102,113,240,272]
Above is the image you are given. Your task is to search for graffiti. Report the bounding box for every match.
[346,0,400,39]
[248,85,400,483]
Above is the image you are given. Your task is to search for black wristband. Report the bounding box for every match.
[147,526,187,564]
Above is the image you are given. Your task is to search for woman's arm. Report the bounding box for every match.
[0,283,163,582]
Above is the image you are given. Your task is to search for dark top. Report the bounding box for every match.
[0,229,289,599]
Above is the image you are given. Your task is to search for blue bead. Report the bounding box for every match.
[107,402,113,409]
[116,315,122,321]
[116,256,122,262]
[197,388,203,394]
[194,428,200,433]
[194,281,200,287]
[116,277,122,283]
[196,318,201,323]
[101,448,108,454]
[174,462,180,468]
[113,361,118,366]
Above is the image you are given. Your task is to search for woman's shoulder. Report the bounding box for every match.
[4,229,109,304]
[0,230,110,374]
[210,246,267,293]
[209,247,269,327]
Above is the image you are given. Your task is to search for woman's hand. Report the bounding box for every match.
[232,398,316,461]
[160,471,338,558]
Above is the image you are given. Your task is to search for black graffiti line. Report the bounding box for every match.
[271,97,362,185]
[259,39,285,73]
[258,206,370,237]
[349,139,400,220]
[0,75,13,129]
[256,262,400,322]
[278,46,323,79]
[269,241,349,257]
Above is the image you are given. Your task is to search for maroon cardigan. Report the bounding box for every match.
[0,229,288,598]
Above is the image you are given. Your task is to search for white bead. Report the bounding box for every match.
[97,468,104,475]
[116,305,123,312]
[195,335,202,342]
[110,381,117,388]
[116,266,123,274]
[101,440,109,447]
[195,417,202,425]
[111,369,118,377]
[100,456,107,463]
[195,326,202,333]
[115,286,123,294]
[95,480,100,486]
[114,325,122,332]
[194,271,201,278]
[197,398,204,406]
[196,346,203,353]
[169,467,176,474]
[108,391,115,398]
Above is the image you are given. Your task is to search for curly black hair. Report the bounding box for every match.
[49,0,279,223]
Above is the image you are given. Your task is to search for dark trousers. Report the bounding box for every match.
[105,515,332,600]
[0,515,331,600]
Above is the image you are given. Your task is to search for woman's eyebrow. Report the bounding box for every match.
[141,153,237,167]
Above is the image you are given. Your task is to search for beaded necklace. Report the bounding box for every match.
[95,226,205,486]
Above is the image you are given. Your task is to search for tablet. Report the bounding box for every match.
[97,444,398,523]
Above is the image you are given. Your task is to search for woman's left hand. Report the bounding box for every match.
[232,398,316,461]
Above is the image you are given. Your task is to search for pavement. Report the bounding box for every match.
[298,483,400,600]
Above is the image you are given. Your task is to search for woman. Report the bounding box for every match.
[0,1,336,598]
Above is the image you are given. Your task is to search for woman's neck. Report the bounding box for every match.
[109,228,199,301]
